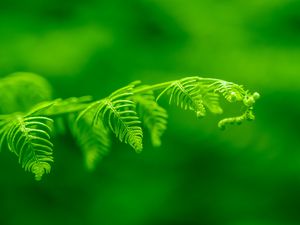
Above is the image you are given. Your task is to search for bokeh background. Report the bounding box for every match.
[1,0,300,225]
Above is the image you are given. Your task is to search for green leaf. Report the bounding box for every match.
[76,84,143,152]
[208,80,246,102]
[71,109,111,171]
[201,91,223,115]
[157,77,206,117]
[5,115,54,181]
[0,115,14,152]
[132,90,167,147]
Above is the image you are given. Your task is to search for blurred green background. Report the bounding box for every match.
[1,0,300,225]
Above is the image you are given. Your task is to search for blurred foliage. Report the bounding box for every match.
[0,0,300,225]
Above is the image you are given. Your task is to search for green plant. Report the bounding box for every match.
[0,73,260,181]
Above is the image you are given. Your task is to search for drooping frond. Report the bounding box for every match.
[132,89,168,147]
[4,115,54,181]
[76,84,143,152]
[71,108,111,171]
[157,77,206,118]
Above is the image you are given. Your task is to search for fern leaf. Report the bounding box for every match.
[201,91,223,115]
[132,90,167,147]
[71,109,111,171]
[5,115,54,181]
[76,84,143,152]
[208,80,245,102]
[157,77,206,117]
[0,116,14,151]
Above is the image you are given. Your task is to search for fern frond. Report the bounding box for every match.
[208,80,246,102]
[132,90,168,147]
[76,84,143,152]
[5,115,54,181]
[0,115,14,151]
[200,80,259,129]
[0,73,260,181]
[197,83,224,115]
[71,108,111,171]
[157,77,206,118]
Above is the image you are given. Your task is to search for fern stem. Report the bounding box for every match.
[132,81,174,94]
[131,77,231,95]
[39,82,177,117]
[0,77,248,121]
